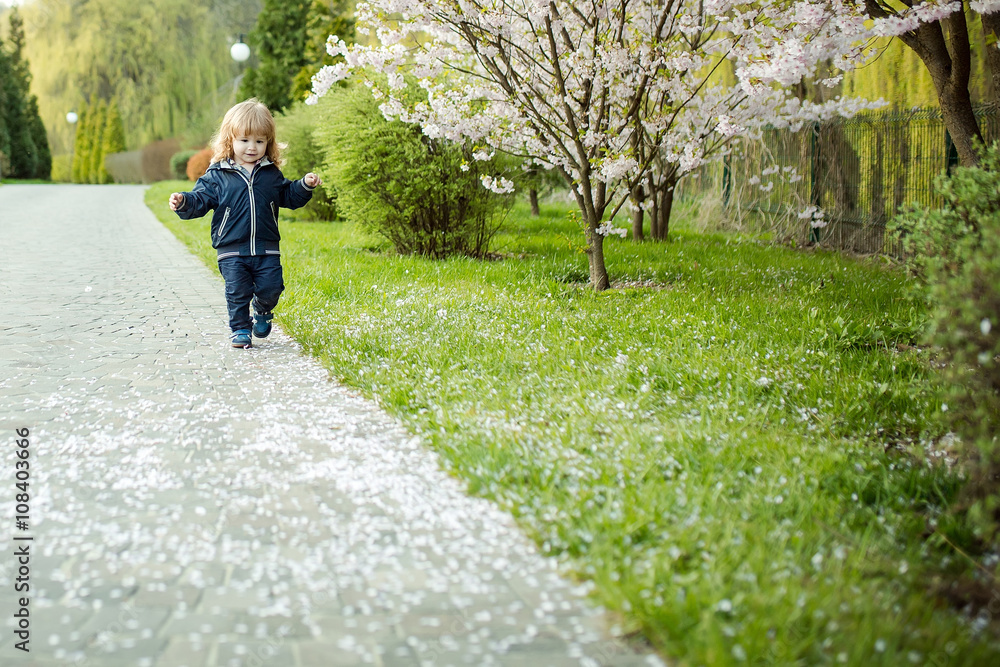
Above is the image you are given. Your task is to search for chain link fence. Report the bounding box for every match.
[678,105,999,255]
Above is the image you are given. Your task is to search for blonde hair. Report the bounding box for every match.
[210,98,284,165]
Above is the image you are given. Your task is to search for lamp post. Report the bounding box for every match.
[230,34,250,98]
[230,34,250,63]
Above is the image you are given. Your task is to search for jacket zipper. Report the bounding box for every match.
[232,168,256,255]
[270,201,278,226]
[217,207,231,240]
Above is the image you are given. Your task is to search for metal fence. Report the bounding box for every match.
[678,105,999,255]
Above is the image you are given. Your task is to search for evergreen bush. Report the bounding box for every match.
[71,105,91,183]
[313,83,512,257]
[889,141,1000,546]
[100,101,126,183]
[50,154,72,182]
[276,102,337,220]
[86,100,107,185]
[170,149,200,180]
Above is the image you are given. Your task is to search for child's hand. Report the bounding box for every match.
[168,193,185,211]
[303,173,322,188]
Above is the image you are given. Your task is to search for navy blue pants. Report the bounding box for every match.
[217,255,284,332]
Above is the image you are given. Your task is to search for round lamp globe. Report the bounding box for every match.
[230,42,250,63]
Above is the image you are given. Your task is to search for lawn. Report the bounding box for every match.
[147,181,998,665]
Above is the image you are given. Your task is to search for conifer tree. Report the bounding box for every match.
[0,40,12,177]
[0,7,50,179]
[100,101,126,183]
[87,100,107,184]
[72,105,91,183]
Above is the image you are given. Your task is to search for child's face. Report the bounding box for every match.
[232,133,268,168]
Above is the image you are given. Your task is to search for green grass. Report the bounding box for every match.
[147,181,998,665]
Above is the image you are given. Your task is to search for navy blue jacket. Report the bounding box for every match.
[175,158,313,259]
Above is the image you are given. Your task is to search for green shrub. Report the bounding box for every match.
[276,102,338,220]
[889,141,1000,545]
[312,82,513,257]
[50,154,73,182]
[170,149,199,180]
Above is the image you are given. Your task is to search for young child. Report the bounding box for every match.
[169,99,321,348]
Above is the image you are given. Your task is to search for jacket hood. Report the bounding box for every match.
[209,157,276,171]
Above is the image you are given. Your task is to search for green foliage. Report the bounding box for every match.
[86,99,106,184]
[170,149,200,181]
[50,154,72,183]
[0,7,50,180]
[290,0,356,102]
[890,141,1000,545]
[275,101,338,220]
[842,15,994,107]
[150,181,999,665]
[12,0,257,157]
[100,101,126,183]
[313,83,512,257]
[72,100,125,183]
[68,97,126,183]
[238,0,311,113]
[71,105,91,183]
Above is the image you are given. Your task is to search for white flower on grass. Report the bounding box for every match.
[755,376,771,387]
[811,552,823,569]
[981,318,992,335]
[717,599,733,613]
[875,639,887,652]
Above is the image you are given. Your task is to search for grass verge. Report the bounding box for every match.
[147,181,998,665]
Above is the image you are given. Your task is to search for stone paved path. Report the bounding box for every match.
[0,185,660,667]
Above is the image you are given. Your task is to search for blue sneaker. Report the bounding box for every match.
[252,310,273,338]
[231,329,252,348]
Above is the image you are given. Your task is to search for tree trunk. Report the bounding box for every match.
[630,183,645,241]
[529,188,540,216]
[650,179,675,241]
[937,79,985,166]
[586,222,611,291]
[867,2,985,166]
[658,184,674,241]
[982,12,1000,104]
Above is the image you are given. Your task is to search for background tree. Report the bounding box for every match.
[310,1,877,289]
[100,100,126,183]
[858,1,1000,166]
[0,6,50,179]
[238,0,312,112]
[6,0,262,156]
[87,99,107,185]
[290,0,356,102]
[71,106,91,183]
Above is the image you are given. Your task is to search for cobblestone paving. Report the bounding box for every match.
[0,185,662,667]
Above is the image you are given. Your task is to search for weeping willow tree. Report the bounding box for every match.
[843,13,996,109]
[10,0,262,156]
